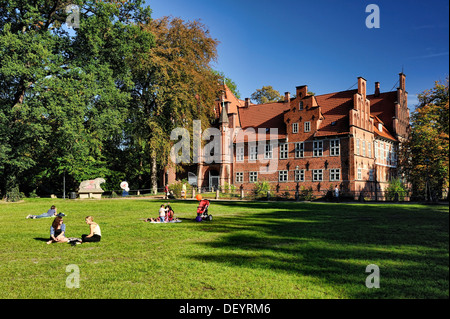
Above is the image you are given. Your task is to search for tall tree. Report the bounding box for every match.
[127,16,221,192]
[401,78,449,201]
[0,0,153,196]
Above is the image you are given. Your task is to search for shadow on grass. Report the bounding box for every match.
[188,201,449,298]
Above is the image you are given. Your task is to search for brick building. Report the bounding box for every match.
[169,73,410,199]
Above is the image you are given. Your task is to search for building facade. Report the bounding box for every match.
[169,73,410,199]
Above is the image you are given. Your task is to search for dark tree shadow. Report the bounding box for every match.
[187,201,449,298]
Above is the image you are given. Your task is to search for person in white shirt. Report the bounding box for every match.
[334,185,340,203]
[81,216,102,243]
[159,204,168,223]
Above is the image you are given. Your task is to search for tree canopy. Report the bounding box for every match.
[401,78,449,200]
[250,85,283,104]
[0,0,220,199]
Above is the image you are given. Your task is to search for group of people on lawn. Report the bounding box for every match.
[27,205,102,245]
[30,202,179,245]
[145,203,180,223]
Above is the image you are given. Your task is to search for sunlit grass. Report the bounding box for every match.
[0,198,448,299]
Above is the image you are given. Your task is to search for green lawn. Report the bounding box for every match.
[0,198,448,299]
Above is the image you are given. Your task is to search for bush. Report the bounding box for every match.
[223,182,236,194]
[169,180,192,198]
[6,187,23,202]
[253,181,272,198]
[28,189,39,198]
[299,186,315,201]
[386,178,409,201]
[282,186,291,199]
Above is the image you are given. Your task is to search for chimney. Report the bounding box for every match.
[284,92,290,103]
[296,85,308,99]
[375,82,380,96]
[245,98,250,108]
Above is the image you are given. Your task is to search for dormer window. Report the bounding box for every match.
[304,122,311,132]
[378,123,383,132]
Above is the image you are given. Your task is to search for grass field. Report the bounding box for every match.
[0,198,448,299]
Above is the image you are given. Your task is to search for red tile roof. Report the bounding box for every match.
[237,101,290,139]
[372,115,397,141]
[368,91,397,133]
[228,86,399,142]
[314,90,356,137]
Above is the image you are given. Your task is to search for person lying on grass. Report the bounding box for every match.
[81,216,102,243]
[144,216,180,223]
[47,216,69,244]
[27,205,64,219]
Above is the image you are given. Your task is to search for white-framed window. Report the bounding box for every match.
[313,141,323,157]
[292,123,298,134]
[264,144,273,159]
[312,169,323,182]
[330,169,340,181]
[249,145,258,161]
[356,139,360,155]
[299,101,304,110]
[280,143,288,159]
[304,121,311,132]
[295,169,305,182]
[249,171,258,183]
[236,172,243,183]
[362,140,366,157]
[369,169,374,181]
[279,170,288,182]
[392,148,397,166]
[295,142,304,158]
[330,139,340,156]
[368,142,372,158]
[386,143,390,163]
[357,168,362,180]
[380,142,384,162]
[236,147,244,162]
[374,141,378,158]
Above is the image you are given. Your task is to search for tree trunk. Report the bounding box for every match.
[151,150,158,194]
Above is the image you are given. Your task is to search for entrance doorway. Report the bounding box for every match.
[209,170,219,192]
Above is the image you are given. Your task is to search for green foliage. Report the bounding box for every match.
[0,0,154,195]
[300,186,315,201]
[402,78,449,200]
[253,181,272,198]
[251,85,283,104]
[223,182,236,193]
[168,180,191,198]
[5,186,22,202]
[214,70,241,99]
[385,178,409,201]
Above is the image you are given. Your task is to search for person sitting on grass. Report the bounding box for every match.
[165,203,174,221]
[81,216,102,243]
[27,205,63,219]
[47,216,69,244]
[159,204,168,223]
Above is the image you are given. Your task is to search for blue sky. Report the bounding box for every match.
[145,0,449,110]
